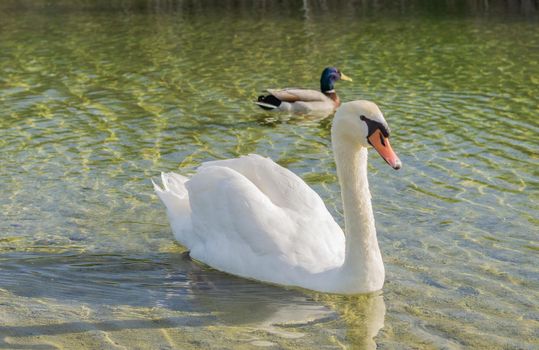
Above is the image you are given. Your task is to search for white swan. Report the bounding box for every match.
[153,100,401,294]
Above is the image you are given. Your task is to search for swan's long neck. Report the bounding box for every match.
[332,137,385,291]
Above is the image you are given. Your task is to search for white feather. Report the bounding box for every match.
[154,101,396,294]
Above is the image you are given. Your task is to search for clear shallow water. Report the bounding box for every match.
[1,1,538,348]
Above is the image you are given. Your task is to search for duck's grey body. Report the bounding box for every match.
[257,88,340,113]
[255,67,351,114]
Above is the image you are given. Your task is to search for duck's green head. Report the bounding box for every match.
[320,67,352,93]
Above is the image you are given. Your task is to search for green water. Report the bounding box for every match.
[1,1,538,349]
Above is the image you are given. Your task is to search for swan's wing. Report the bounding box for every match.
[187,166,289,256]
[199,154,327,215]
[267,88,329,102]
[187,158,344,274]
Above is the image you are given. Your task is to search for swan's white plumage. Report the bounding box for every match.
[154,101,399,294]
[154,155,345,286]
[152,173,193,246]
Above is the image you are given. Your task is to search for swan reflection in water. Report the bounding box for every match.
[0,252,384,348]
[160,253,386,349]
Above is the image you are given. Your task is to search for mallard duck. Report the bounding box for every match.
[153,100,402,294]
[255,67,352,114]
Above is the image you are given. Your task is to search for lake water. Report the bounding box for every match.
[0,1,538,349]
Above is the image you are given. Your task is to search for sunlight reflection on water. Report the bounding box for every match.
[0,1,538,349]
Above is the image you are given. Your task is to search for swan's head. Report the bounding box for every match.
[320,67,353,92]
[333,100,402,170]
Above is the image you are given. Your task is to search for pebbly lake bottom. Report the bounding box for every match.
[1,0,538,349]
[0,251,385,349]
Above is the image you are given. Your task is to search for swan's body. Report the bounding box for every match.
[255,67,352,114]
[154,101,401,294]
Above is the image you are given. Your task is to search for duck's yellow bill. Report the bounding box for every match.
[340,73,353,82]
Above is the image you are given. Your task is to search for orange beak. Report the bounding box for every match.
[368,129,402,170]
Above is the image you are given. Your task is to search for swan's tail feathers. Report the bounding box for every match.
[153,172,189,212]
[255,94,281,110]
[157,172,188,197]
[153,172,193,247]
